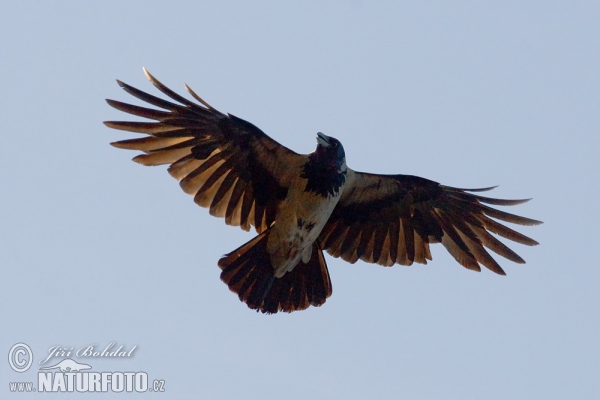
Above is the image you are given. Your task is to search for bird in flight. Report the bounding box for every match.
[105,69,541,314]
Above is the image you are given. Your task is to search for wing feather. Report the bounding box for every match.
[105,99,173,120]
[110,136,192,152]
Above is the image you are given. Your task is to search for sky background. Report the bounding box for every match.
[1,1,599,399]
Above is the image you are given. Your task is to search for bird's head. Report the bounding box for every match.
[315,132,346,173]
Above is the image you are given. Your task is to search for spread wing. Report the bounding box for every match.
[105,69,306,233]
[319,169,541,274]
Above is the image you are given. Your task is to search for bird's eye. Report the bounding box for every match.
[332,141,338,148]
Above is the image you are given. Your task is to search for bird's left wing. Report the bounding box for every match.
[319,169,541,274]
[105,69,306,233]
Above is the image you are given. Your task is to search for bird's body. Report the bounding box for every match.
[105,69,541,314]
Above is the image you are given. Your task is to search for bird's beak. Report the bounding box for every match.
[317,132,331,147]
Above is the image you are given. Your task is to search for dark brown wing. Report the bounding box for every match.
[105,69,306,233]
[318,169,541,274]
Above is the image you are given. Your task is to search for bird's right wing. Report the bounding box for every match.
[319,169,541,274]
[105,69,307,233]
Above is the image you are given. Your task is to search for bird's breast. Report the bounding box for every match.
[267,174,343,277]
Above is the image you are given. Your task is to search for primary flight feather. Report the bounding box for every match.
[105,69,541,314]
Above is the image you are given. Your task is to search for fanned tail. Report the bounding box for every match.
[218,229,332,314]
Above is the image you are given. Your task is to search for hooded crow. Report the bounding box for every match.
[105,69,541,314]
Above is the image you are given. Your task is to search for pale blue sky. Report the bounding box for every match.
[1,1,599,399]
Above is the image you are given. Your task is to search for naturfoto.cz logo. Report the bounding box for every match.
[7,342,165,393]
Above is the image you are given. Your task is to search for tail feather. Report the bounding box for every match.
[218,230,332,314]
